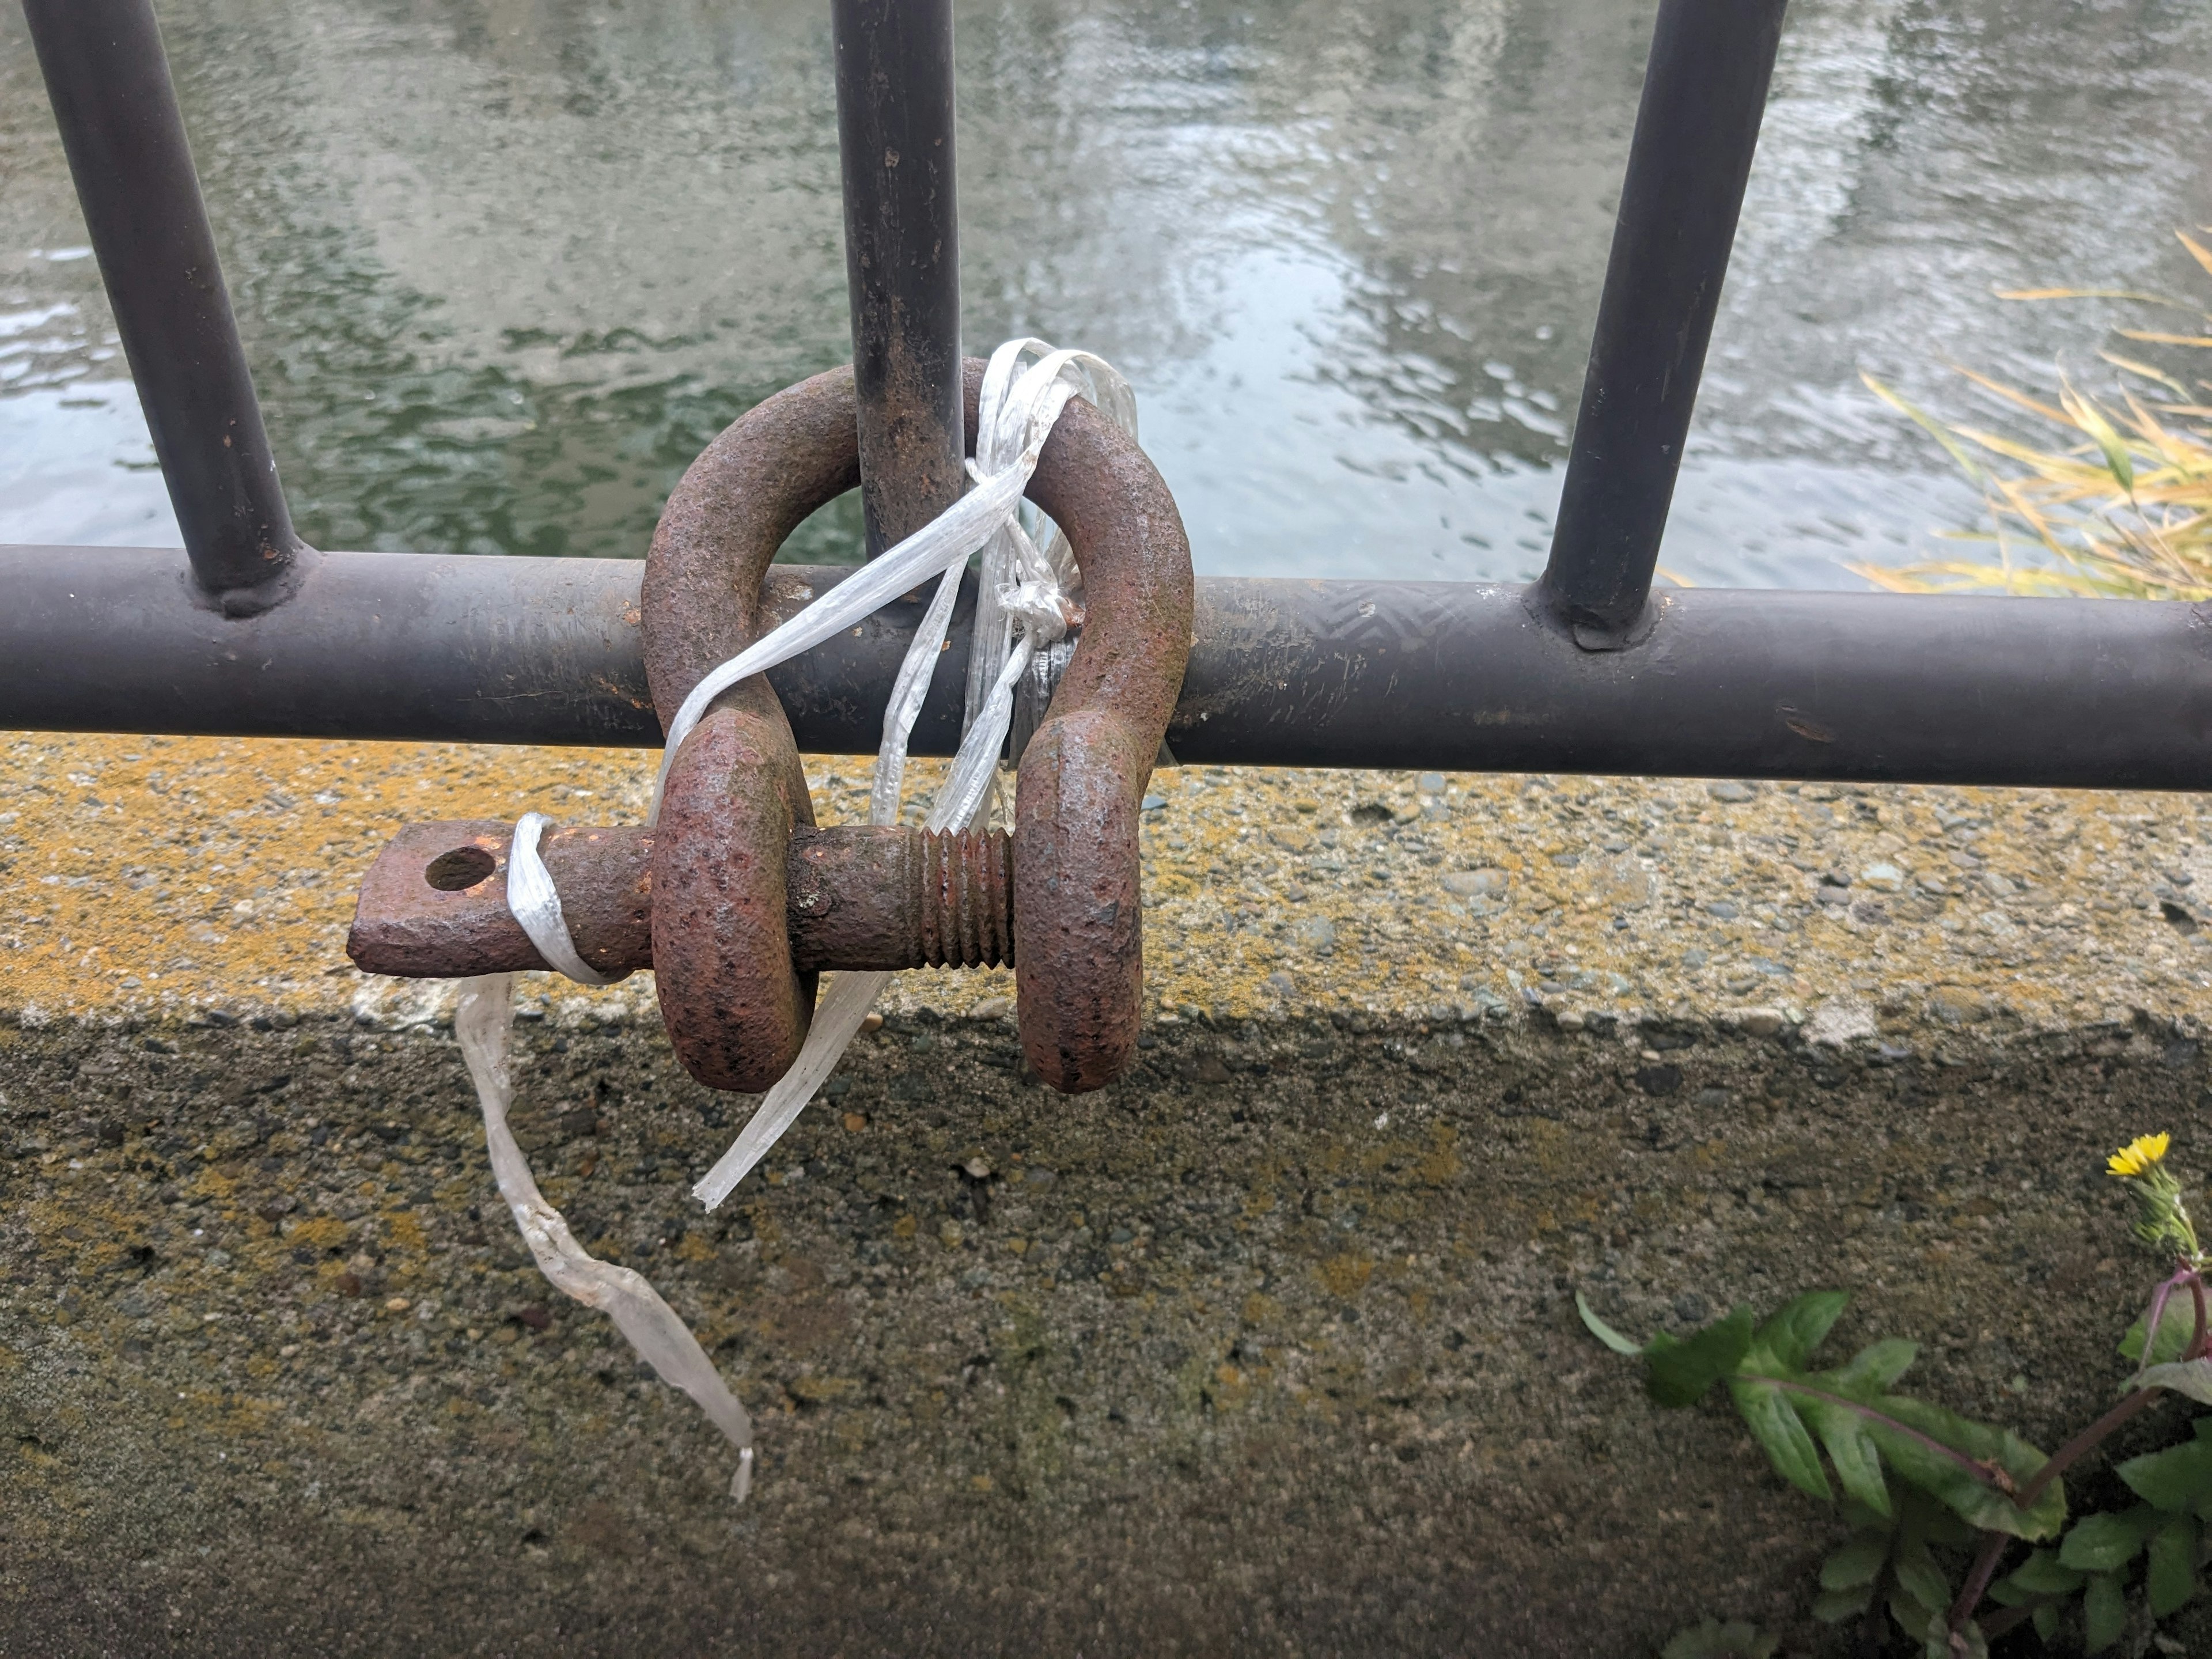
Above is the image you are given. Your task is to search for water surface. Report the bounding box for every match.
[5,0,2211,584]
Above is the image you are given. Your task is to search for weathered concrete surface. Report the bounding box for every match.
[5,734,2212,1656]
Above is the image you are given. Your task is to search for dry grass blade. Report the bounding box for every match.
[2099,351,2190,398]
[1860,240,2212,601]
[1994,286,2197,309]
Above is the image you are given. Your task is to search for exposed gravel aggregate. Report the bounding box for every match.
[4,733,2211,1655]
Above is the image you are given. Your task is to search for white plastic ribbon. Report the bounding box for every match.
[505,812,623,987]
[454,974,753,1499]
[458,339,1144,1495]
[687,339,1139,1210]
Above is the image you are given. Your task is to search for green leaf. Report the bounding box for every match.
[2119,1438,2212,1514]
[2062,1506,2167,1571]
[1820,1535,1888,1590]
[2147,1514,2199,1616]
[1893,1547,1953,1622]
[1575,1291,1644,1356]
[2084,1570,2127,1653]
[1888,1583,1940,1641]
[1810,1586,1870,1623]
[1645,1306,1755,1408]
[1841,1495,1894,1534]
[1797,1395,1892,1515]
[1910,1488,1977,1548]
[2031,1603,2060,1643]
[1729,1376,1831,1501]
[2123,1304,2196,1365]
[1832,1337,1918,1392]
[1658,1617,1777,1659]
[1864,1394,2065,1539]
[1698,1318,2059,1536]
[2005,1547,2087,1596]
[2138,1359,2212,1404]
[1756,1290,1847,1371]
[2071,392,2137,494]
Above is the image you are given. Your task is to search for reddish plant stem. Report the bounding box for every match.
[1946,1265,2207,1642]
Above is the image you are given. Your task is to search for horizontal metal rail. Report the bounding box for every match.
[5,544,2208,791]
[20,0,2209,803]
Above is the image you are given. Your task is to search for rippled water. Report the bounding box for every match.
[5,0,2211,584]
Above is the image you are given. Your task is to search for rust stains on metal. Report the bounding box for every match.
[347,818,650,979]
[978,359,1194,1092]
[787,825,1012,972]
[350,358,1189,1097]
[650,707,817,1092]
[647,361,1189,1092]
[639,374,859,1090]
[347,819,1012,979]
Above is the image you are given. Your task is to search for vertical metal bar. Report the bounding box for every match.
[1540,0,1787,643]
[832,0,964,558]
[22,0,304,613]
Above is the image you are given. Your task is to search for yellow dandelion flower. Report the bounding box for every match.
[2109,1132,2173,1179]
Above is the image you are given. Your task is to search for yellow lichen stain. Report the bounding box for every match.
[1419,1126,1462,1186]
[1241,1291,1279,1327]
[384,1213,427,1253]
[1317,1253,1374,1298]
[0,736,2192,1033]
[194,1167,239,1200]
[892,1214,918,1240]
[1207,1362,1255,1411]
[1520,1119,1573,1179]
[675,1232,713,1262]
[286,1215,349,1252]
[0,734,680,1017]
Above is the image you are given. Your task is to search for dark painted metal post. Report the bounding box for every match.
[832,0,965,557]
[1540,0,1787,643]
[22,0,306,613]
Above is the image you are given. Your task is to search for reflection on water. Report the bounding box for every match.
[4,0,2211,583]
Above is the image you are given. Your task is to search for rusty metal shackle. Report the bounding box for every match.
[345,361,1191,1095]
[349,818,1014,980]
[642,359,1191,1093]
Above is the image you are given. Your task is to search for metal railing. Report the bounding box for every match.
[10,0,2211,791]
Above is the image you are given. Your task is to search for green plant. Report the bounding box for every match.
[1858,229,2212,600]
[1584,1134,2212,1656]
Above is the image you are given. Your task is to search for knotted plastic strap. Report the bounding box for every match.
[505,812,623,987]
[464,339,1141,1497]
[688,340,1135,1210]
[454,975,752,1499]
